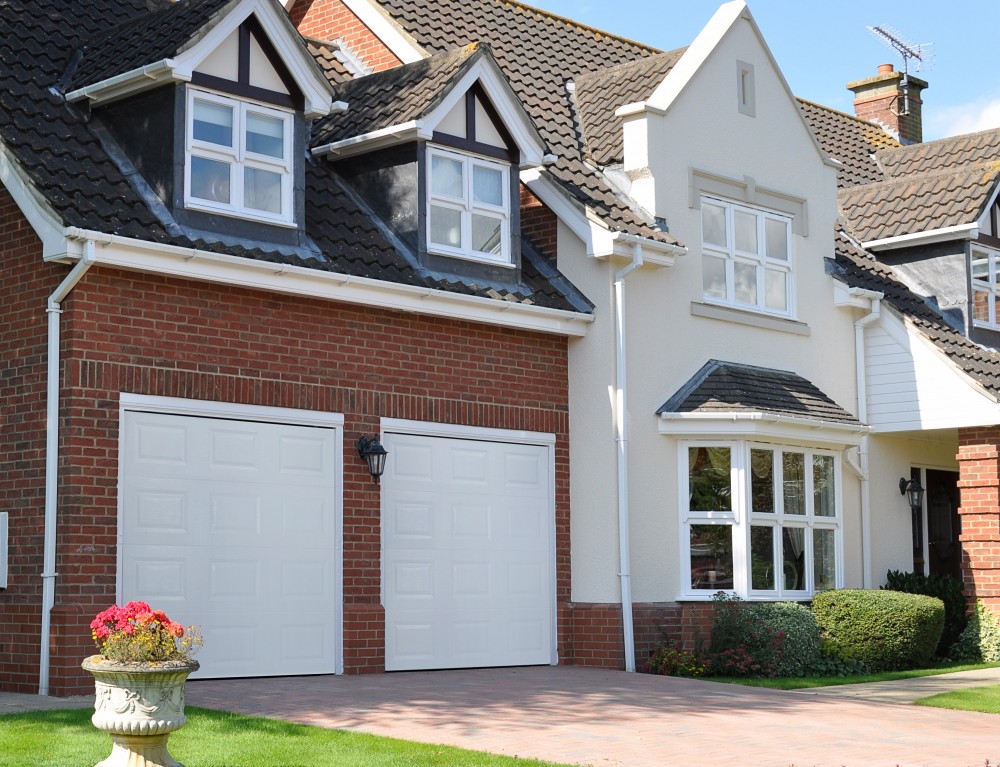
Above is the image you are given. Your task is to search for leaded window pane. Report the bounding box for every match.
[690,524,734,590]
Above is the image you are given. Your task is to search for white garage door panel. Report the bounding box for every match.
[383,431,554,671]
[121,411,339,679]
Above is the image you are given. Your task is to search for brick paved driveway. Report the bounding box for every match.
[186,665,998,767]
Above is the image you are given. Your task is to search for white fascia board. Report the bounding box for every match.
[833,282,884,310]
[863,223,980,252]
[173,0,335,119]
[61,228,593,337]
[658,411,869,448]
[341,0,427,64]
[641,0,839,171]
[311,120,423,159]
[422,56,547,168]
[0,142,70,260]
[521,169,686,264]
[65,60,181,105]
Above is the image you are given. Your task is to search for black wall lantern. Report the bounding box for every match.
[899,476,925,511]
[357,436,388,484]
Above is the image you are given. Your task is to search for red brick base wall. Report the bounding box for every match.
[957,427,1000,613]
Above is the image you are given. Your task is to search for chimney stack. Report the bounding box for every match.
[847,64,928,144]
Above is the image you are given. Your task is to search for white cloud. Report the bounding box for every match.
[926,97,1000,139]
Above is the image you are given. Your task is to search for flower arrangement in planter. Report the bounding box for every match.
[83,601,203,767]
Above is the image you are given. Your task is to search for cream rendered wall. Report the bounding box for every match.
[867,433,959,584]
[619,15,860,602]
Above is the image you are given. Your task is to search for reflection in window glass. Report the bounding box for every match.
[244,167,282,214]
[471,213,502,254]
[750,448,774,513]
[193,99,233,147]
[690,524,734,590]
[751,525,775,590]
[703,255,727,299]
[974,290,991,323]
[472,165,503,207]
[783,452,805,515]
[735,210,758,253]
[431,155,463,198]
[765,268,787,311]
[735,262,757,304]
[245,112,284,159]
[782,527,806,590]
[688,447,731,512]
[813,454,836,517]
[702,203,727,248]
[765,217,788,260]
[190,156,230,203]
[430,205,462,247]
[814,528,836,591]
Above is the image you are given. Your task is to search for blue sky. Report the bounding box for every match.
[526,1,999,141]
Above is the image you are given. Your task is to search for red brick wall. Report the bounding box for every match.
[0,188,64,694]
[27,264,570,694]
[291,0,402,72]
[520,184,558,263]
[957,427,1000,612]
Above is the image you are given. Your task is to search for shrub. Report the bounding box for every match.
[950,600,1000,663]
[706,594,822,677]
[883,570,967,655]
[811,589,944,671]
[643,637,710,677]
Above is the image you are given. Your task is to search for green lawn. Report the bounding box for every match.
[708,662,1000,690]
[916,685,1000,714]
[0,707,575,767]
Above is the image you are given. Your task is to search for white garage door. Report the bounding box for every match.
[120,410,340,678]
[382,430,555,671]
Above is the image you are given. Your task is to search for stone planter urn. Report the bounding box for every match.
[82,656,200,767]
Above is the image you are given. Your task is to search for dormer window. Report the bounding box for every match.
[427,146,510,265]
[186,89,294,224]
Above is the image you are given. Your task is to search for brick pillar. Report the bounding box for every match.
[956,427,1000,611]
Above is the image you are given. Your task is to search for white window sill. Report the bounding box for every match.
[690,302,810,336]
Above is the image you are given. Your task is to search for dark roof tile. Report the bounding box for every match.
[798,99,898,189]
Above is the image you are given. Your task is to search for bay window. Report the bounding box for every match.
[185,89,293,224]
[681,441,841,598]
[701,196,793,316]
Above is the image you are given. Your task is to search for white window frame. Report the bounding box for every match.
[700,195,794,318]
[426,145,511,266]
[184,88,295,226]
[971,244,1000,329]
[679,440,843,600]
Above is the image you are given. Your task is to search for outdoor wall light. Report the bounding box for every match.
[357,436,388,484]
[899,476,925,511]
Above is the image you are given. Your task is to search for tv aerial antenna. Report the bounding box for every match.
[867,25,933,116]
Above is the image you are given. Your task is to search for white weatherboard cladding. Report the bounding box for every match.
[120,411,340,678]
[382,431,554,671]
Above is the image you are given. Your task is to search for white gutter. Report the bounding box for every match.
[854,292,882,589]
[613,244,642,673]
[39,241,97,696]
[65,59,180,105]
[863,223,979,252]
[59,227,593,337]
[311,120,423,159]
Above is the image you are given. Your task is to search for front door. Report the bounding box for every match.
[911,468,961,578]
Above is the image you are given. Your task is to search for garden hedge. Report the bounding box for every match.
[811,589,944,671]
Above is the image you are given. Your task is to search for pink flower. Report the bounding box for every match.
[167,622,184,638]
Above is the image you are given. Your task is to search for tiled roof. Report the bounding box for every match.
[797,99,898,189]
[876,127,1000,179]
[313,43,481,147]
[64,0,235,92]
[657,359,861,425]
[305,38,359,85]
[378,0,683,247]
[0,0,592,315]
[838,165,999,243]
[574,49,686,167]
[832,225,1000,398]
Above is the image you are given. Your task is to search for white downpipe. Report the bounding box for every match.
[39,242,96,695]
[614,245,643,673]
[854,297,881,589]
